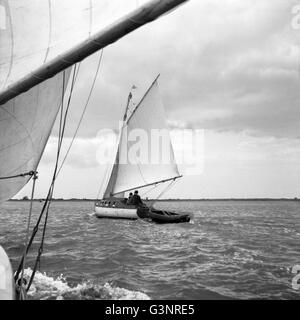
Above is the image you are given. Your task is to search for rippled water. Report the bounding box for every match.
[0,200,299,300]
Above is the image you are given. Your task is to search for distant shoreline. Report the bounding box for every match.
[9,198,300,202]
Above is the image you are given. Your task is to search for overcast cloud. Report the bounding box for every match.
[17,0,300,199]
[54,0,300,138]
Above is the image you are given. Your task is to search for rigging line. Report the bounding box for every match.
[75,62,81,82]
[14,66,77,281]
[26,68,77,291]
[57,71,66,148]
[58,64,78,150]
[56,50,104,178]
[148,179,176,208]
[140,183,158,197]
[14,67,77,289]
[158,179,176,199]
[0,170,36,180]
[17,171,38,299]
[14,180,53,282]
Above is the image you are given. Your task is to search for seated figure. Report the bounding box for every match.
[130,190,144,207]
[126,192,133,205]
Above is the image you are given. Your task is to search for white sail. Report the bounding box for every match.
[0,70,71,203]
[0,0,147,92]
[107,78,180,196]
[0,0,188,104]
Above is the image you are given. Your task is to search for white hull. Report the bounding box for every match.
[95,206,138,219]
[0,246,14,300]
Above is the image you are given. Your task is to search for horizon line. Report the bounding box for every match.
[10,197,300,201]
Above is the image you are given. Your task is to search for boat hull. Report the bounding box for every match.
[95,205,138,219]
[0,246,15,300]
[94,199,191,223]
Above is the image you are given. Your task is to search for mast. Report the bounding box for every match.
[126,74,160,124]
[0,0,189,105]
[123,91,133,121]
[103,90,133,198]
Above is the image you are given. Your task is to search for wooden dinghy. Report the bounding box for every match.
[137,207,191,224]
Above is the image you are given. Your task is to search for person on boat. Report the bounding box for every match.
[131,190,144,207]
[126,192,133,205]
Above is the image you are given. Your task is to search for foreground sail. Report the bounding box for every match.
[0,0,188,203]
[95,77,190,223]
[0,71,71,203]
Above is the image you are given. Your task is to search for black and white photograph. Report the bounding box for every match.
[0,0,299,304]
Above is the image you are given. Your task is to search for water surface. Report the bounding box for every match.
[0,200,299,299]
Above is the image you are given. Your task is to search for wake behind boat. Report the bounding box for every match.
[94,76,191,224]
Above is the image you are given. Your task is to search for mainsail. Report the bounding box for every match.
[0,0,188,203]
[104,76,181,197]
[0,70,71,203]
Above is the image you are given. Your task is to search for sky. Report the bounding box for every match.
[16,0,300,199]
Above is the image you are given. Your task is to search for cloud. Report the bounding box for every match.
[41,133,119,169]
[15,0,300,199]
[16,128,300,199]
[48,0,300,141]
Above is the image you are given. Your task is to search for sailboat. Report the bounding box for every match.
[0,0,189,300]
[94,75,190,223]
